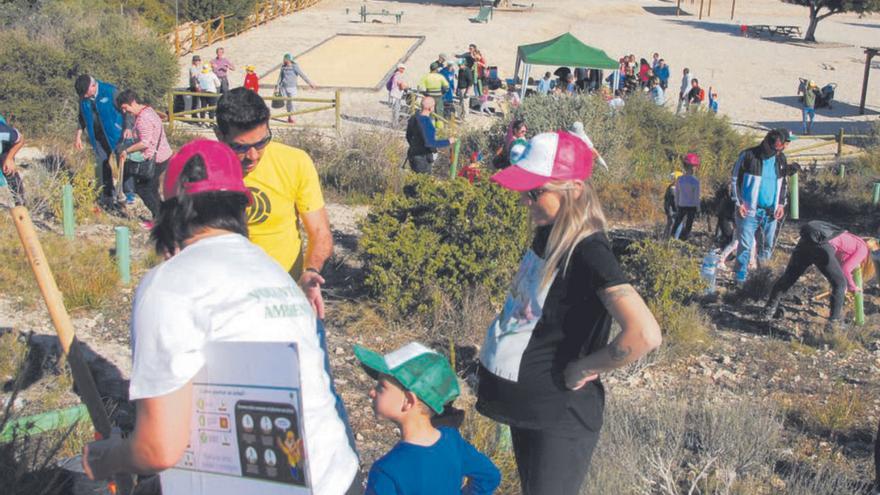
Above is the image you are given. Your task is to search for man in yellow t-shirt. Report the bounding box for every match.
[215,88,332,318]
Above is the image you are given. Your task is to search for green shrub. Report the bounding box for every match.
[622,238,710,353]
[359,175,530,316]
[623,238,706,308]
[0,1,177,136]
[181,0,259,33]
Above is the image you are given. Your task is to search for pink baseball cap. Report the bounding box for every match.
[163,139,253,204]
[491,131,593,191]
[683,153,701,167]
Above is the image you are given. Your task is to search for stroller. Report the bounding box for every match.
[798,78,836,109]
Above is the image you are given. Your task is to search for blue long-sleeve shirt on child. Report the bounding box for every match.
[365,427,501,495]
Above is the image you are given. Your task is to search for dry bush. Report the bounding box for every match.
[652,302,712,357]
[598,179,665,223]
[586,392,784,494]
[275,128,408,202]
[21,146,100,225]
[784,388,868,439]
[0,330,92,495]
[0,215,118,311]
[459,410,519,495]
[723,264,781,305]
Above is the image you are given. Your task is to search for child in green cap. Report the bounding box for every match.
[354,342,501,495]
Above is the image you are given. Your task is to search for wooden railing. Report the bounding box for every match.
[166,89,342,133]
[166,0,322,57]
[168,15,232,58]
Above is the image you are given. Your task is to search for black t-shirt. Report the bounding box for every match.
[476,227,627,434]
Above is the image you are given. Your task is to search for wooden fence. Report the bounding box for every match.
[166,89,342,133]
[166,0,322,57]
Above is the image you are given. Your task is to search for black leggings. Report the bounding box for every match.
[126,160,167,219]
[672,206,697,240]
[510,426,600,495]
[2,169,25,206]
[767,238,847,320]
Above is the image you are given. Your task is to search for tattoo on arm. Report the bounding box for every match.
[609,340,632,362]
[599,284,636,306]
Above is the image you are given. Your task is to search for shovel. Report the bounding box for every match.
[11,206,134,495]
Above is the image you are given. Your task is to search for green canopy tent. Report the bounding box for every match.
[514,32,619,98]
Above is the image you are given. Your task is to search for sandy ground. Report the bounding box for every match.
[178,0,879,135]
[296,34,423,88]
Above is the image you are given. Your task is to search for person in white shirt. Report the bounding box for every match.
[388,63,408,126]
[196,64,222,121]
[81,139,359,495]
[676,67,694,115]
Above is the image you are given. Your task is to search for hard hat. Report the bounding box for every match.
[246,65,255,71]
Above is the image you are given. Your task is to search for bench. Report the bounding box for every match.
[357,4,403,24]
[470,5,493,23]
[747,24,801,38]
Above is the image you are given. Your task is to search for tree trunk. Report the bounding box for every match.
[804,10,820,42]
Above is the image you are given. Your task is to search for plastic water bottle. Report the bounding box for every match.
[701,249,721,294]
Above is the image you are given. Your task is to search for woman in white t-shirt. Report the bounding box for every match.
[81,139,359,495]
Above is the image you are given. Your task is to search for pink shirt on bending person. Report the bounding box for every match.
[828,232,868,292]
[133,107,172,162]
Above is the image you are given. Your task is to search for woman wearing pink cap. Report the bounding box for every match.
[476,130,662,494]
[81,140,359,494]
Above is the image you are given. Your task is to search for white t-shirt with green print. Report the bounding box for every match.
[129,233,357,494]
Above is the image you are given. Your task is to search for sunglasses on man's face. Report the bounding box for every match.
[227,129,273,154]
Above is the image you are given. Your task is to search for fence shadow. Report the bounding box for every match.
[758,120,876,136]
[643,6,691,16]
[761,95,878,116]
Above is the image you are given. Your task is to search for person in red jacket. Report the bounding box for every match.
[244,65,260,93]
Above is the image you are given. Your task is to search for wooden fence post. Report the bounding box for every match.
[167,92,176,132]
[836,128,844,157]
[335,90,342,133]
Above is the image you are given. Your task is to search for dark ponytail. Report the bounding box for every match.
[151,154,249,256]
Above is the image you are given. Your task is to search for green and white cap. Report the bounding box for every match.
[354,342,460,414]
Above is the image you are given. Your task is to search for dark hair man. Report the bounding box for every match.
[215,88,332,318]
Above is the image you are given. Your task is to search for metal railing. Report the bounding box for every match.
[166,89,342,133]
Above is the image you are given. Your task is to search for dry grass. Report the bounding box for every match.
[0,330,92,495]
[460,411,519,495]
[0,214,118,311]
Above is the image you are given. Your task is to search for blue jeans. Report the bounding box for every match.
[802,107,815,133]
[735,208,777,282]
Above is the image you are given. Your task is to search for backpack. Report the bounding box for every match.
[698,88,705,102]
[386,75,395,92]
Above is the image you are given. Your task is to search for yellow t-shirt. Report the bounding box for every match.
[244,142,325,271]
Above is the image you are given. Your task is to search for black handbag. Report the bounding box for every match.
[272,85,286,109]
[124,119,164,181]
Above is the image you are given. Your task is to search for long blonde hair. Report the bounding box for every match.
[863,238,879,284]
[540,179,607,287]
